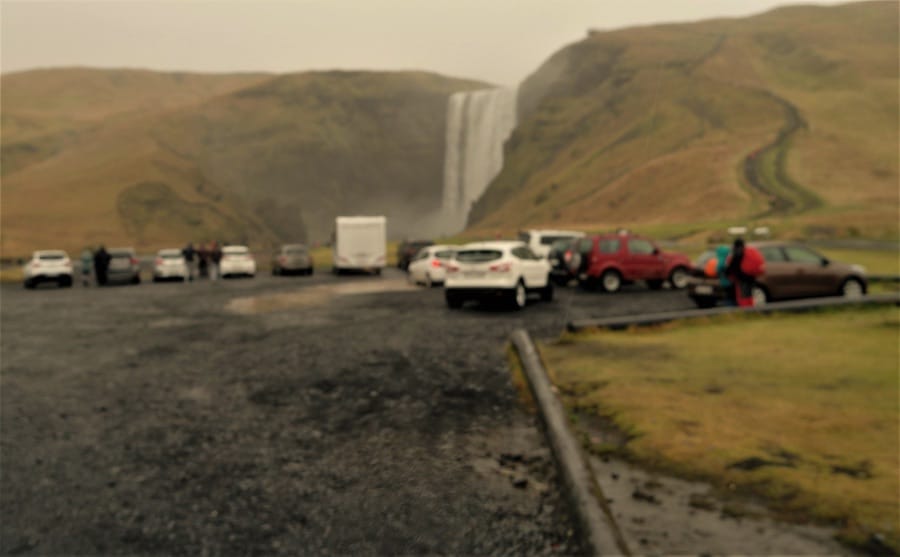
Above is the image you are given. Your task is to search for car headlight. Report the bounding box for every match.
[850,264,867,274]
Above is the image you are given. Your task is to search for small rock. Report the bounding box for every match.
[631,489,659,504]
[512,477,528,489]
[611,472,619,480]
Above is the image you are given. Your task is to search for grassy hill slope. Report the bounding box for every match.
[468,1,898,240]
[1,69,484,256]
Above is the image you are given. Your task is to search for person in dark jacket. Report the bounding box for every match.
[725,238,753,306]
[93,245,110,286]
[182,242,196,282]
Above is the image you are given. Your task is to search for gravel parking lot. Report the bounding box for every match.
[1,270,695,555]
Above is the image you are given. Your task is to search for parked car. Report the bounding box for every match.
[687,242,868,307]
[152,249,188,282]
[547,237,582,285]
[569,233,691,292]
[407,245,457,287]
[397,239,434,270]
[22,250,73,288]
[444,241,552,310]
[272,244,313,276]
[220,245,256,278]
[107,248,141,285]
[518,229,585,258]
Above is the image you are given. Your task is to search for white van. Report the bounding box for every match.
[517,229,585,258]
[332,216,387,274]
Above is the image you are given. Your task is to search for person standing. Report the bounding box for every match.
[182,242,196,282]
[726,238,753,307]
[94,245,110,286]
[210,241,222,280]
[80,248,93,286]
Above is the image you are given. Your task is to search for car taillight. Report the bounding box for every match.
[431,259,442,268]
[31,261,40,268]
[279,256,286,263]
[130,258,139,266]
[564,250,572,262]
[489,262,512,273]
[155,258,163,266]
[446,264,459,273]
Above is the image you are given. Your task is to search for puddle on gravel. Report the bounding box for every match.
[225,279,416,315]
[591,455,851,555]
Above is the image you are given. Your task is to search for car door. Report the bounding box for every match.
[783,245,834,297]
[755,245,792,299]
[523,246,548,286]
[408,249,429,282]
[623,237,658,280]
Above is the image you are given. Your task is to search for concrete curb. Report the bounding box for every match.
[568,292,900,332]
[510,329,629,556]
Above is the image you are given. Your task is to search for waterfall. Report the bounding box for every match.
[441,88,516,233]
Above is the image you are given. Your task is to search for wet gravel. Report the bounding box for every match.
[0,270,694,555]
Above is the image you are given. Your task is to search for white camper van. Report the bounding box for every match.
[332,216,387,274]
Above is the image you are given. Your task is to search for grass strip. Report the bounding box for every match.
[540,306,899,552]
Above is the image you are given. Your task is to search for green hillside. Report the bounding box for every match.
[1,69,484,256]
[469,1,899,241]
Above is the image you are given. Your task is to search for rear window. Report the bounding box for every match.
[456,250,502,263]
[284,247,307,255]
[161,252,182,259]
[540,235,576,246]
[37,253,66,260]
[435,250,455,259]
[109,251,133,258]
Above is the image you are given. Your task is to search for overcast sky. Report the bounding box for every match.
[1,0,865,86]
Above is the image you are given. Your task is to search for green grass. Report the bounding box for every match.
[818,248,899,276]
[540,306,900,552]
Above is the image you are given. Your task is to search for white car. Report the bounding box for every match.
[444,241,553,310]
[518,229,585,258]
[220,245,256,278]
[23,250,73,289]
[152,249,188,282]
[407,245,457,287]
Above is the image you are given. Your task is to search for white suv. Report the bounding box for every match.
[518,229,585,258]
[444,241,552,310]
[23,250,73,288]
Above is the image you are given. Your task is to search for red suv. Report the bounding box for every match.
[567,233,691,292]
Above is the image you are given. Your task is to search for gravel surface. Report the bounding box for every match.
[1,270,696,555]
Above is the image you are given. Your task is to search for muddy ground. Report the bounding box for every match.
[1,270,848,555]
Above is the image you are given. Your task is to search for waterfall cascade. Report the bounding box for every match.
[441,88,516,233]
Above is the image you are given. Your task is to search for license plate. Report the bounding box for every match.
[695,285,713,295]
[463,271,485,279]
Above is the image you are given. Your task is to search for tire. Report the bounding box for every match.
[647,279,664,290]
[694,297,717,309]
[540,277,554,302]
[600,269,622,293]
[669,266,689,289]
[445,291,464,309]
[58,276,72,288]
[751,285,768,306]
[272,266,280,276]
[24,280,35,289]
[510,281,527,310]
[374,268,382,276]
[840,278,865,299]
[132,276,141,285]
[424,273,433,288]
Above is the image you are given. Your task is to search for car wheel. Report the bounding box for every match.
[132,276,141,285]
[58,276,72,288]
[511,280,527,310]
[424,273,433,288]
[600,269,622,293]
[751,285,768,306]
[24,280,35,289]
[540,277,554,302]
[646,279,664,290]
[669,266,689,289]
[840,278,865,298]
[272,266,280,276]
[445,291,464,309]
[694,297,717,309]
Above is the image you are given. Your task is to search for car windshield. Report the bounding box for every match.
[456,249,502,263]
